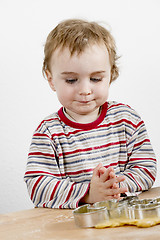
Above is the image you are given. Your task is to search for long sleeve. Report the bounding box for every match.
[24,130,89,209]
[24,102,157,208]
[119,118,156,192]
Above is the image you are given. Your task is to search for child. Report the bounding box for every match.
[24,19,157,209]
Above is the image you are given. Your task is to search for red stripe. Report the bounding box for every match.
[127,139,150,157]
[36,117,59,131]
[104,162,118,168]
[133,166,156,181]
[31,175,44,200]
[118,160,128,165]
[128,172,142,191]
[59,140,126,157]
[77,183,90,208]
[137,120,144,128]
[102,119,138,129]
[50,181,60,201]
[133,139,150,148]
[33,133,50,138]
[28,152,55,158]
[25,170,63,178]
[65,183,75,202]
[25,169,91,177]
[129,158,156,162]
[59,183,75,208]
[108,103,127,110]
[51,129,84,139]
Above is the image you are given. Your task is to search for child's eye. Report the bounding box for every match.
[65,79,77,84]
[90,78,102,82]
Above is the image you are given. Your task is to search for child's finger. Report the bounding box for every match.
[100,166,114,182]
[115,175,126,183]
[112,182,120,199]
[107,187,128,197]
[112,182,118,189]
[109,170,116,179]
[98,166,107,176]
[92,163,103,177]
[104,175,126,189]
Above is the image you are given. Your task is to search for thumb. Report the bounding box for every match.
[93,163,103,177]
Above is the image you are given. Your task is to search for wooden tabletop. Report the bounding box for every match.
[1,187,160,240]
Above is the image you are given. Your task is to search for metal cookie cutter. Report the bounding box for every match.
[129,199,160,219]
[73,199,131,228]
[93,199,129,220]
[73,198,137,228]
[73,196,160,228]
[73,204,109,228]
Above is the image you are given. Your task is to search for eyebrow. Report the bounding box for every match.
[61,71,106,75]
[61,72,77,75]
[91,71,106,75]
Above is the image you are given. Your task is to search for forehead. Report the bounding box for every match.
[50,43,110,68]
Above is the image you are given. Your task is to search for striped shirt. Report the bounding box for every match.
[24,101,157,209]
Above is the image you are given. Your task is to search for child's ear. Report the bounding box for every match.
[45,70,56,91]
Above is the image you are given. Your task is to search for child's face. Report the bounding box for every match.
[47,43,111,122]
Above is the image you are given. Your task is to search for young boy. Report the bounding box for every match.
[24,19,157,209]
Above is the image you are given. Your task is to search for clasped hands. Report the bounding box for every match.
[81,163,128,204]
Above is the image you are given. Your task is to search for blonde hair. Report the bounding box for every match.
[42,19,119,83]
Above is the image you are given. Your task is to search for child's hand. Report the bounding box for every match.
[99,165,121,200]
[87,163,128,203]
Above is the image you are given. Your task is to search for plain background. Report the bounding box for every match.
[0,0,160,214]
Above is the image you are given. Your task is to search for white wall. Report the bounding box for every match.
[0,0,160,214]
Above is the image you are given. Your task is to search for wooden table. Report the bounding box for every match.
[1,187,160,240]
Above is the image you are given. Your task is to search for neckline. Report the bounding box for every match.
[58,102,108,130]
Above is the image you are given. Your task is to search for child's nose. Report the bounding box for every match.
[78,81,92,95]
